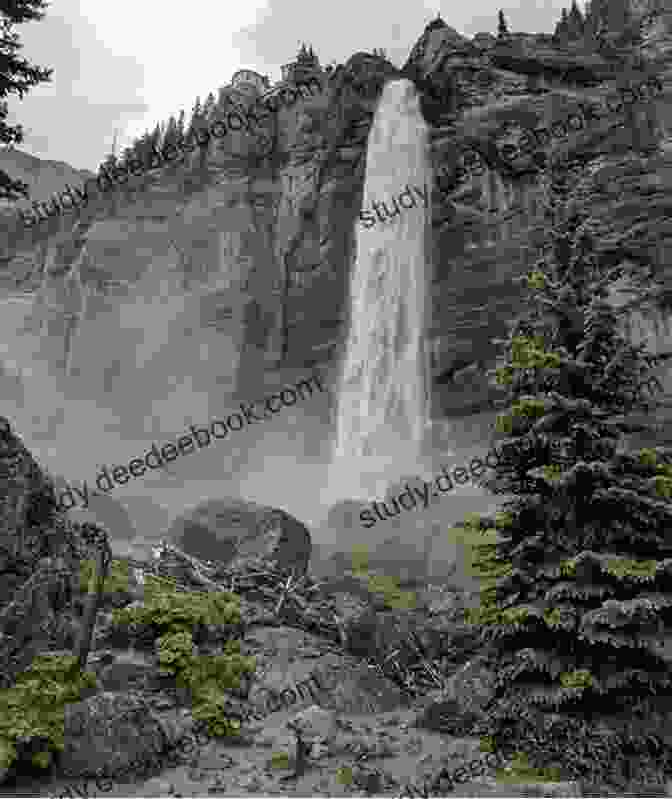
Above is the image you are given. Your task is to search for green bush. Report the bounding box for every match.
[495,751,563,784]
[112,577,255,737]
[0,654,97,772]
[270,751,290,769]
[349,546,417,610]
[79,557,132,596]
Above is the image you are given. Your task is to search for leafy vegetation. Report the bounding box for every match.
[112,576,256,737]
[0,654,97,772]
[336,765,354,785]
[270,751,290,769]
[79,557,132,596]
[350,545,417,610]
[0,0,53,201]
[494,751,563,784]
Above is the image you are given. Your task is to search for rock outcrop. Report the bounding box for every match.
[165,498,312,577]
[0,416,79,685]
[1,1,668,422]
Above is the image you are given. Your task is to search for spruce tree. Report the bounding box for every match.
[163,113,179,150]
[176,109,185,147]
[451,167,672,788]
[497,9,509,37]
[132,129,154,169]
[0,0,53,200]
[150,122,162,152]
[568,0,585,37]
[203,91,216,123]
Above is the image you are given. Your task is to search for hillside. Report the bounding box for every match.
[0,146,94,212]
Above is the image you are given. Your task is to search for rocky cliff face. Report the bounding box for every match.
[1,1,670,424]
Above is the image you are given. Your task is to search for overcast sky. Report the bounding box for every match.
[5,0,568,172]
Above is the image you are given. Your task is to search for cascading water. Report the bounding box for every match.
[329,78,436,501]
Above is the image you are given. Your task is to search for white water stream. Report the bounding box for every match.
[328,79,439,503]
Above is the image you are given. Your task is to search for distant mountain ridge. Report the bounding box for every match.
[0,147,94,213]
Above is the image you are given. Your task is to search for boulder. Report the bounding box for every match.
[58,690,179,780]
[244,626,410,718]
[166,498,312,576]
[415,655,499,735]
[314,655,412,714]
[90,649,161,693]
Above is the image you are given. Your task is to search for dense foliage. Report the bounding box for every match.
[451,193,672,787]
[350,544,418,610]
[79,557,131,597]
[0,0,53,200]
[111,576,256,737]
[0,654,97,772]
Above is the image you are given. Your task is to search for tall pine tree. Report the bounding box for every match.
[176,108,185,147]
[203,91,216,124]
[162,113,179,150]
[498,9,509,37]
[0,0,53,200]
[450,161,672,789]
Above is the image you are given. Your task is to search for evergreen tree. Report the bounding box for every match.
[187,96,203,139]
[568,0,585,38]
[163,113,179,150]
[555,7,569,40]
[102,150,117,171]
[497,9,509,37]
[119,145,135,172]
[0,0,53,200]
[176,108,185,146]
[203,91,216,123]
[451,164,672,788]
[132,129,154,168]
[150,122,162,151]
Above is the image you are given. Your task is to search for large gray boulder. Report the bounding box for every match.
[58,691,195,780]
[165,498,312,576]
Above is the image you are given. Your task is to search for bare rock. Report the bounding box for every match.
[0,416,67,608]
[468,778,584,796]
[0,417,115,688]
[92,650,162,693]
[58,690,172,780]
[166,498,312,577]
[415,655,498,735]
[287,705,338,745]
[244,626,410,718]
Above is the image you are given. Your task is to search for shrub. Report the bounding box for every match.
[495,751,563,784]
[336,765,354,785]
[112,577,255,737]
[455,184,672,787]
[0,654,97,773]
[349,545,417,610]
[270,751,290,769]
[79,557,131,597]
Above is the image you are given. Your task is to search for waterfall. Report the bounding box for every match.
[329,79,435,501]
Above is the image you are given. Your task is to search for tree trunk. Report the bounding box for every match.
[72,541,111,673]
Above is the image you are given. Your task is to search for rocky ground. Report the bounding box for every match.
[0,568,581,799]
[2,413,672,798]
